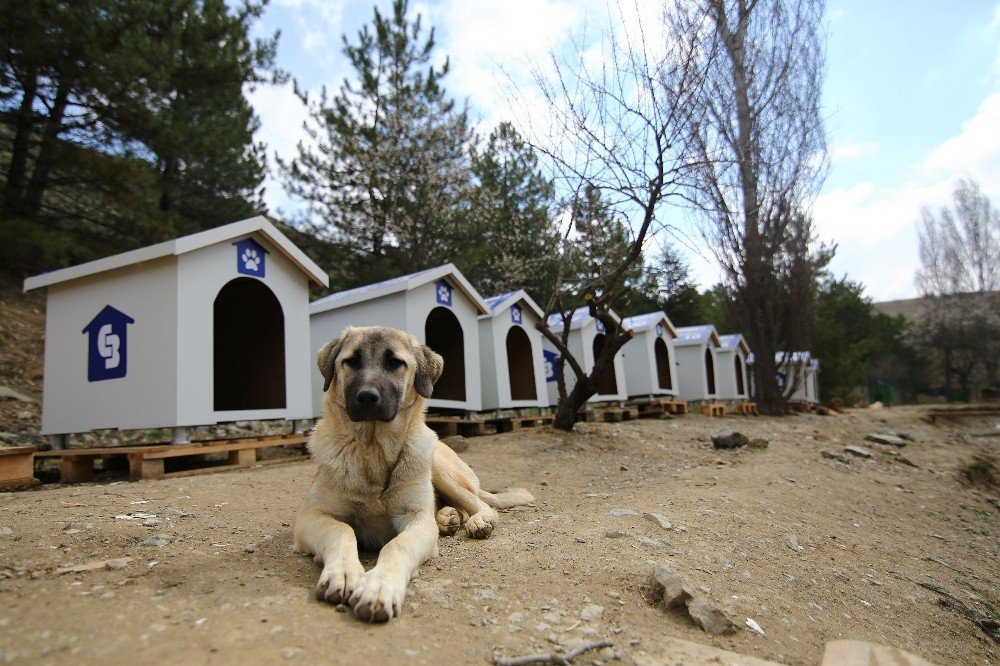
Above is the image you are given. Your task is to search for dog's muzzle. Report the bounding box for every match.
[345,384,399,422]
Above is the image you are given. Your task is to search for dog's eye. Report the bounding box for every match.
[385,355,406,370]
[343,356,362,370]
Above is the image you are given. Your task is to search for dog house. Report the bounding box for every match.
[715,334,751,401]
[478,290,548,412]
[776,352,820,403]
[673,324,722,402]
[619,312,680,399]
[308,264,488,415]
[23,216,328,442]
[542,307,628,406]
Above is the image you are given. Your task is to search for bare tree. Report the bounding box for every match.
[518,3,705,430]
[915,178,1000,396]
[666,0,829,414]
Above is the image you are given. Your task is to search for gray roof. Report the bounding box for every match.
[482,289,544,321]
[547,307,621,333]
[309,263,488,315]
[674,324,721,347]
[717,333,750,355]
[621,312,677,338]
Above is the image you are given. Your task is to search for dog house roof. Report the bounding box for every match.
[483,290,544,320]
[23,216,329,291]
[747,351,818,366]
[621,312,678,338]
[717,333,750,355]
[309,263,489,316]
[547,307,622,333]
[674,324,722,348]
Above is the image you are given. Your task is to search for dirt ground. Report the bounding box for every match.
[1,404,998,665]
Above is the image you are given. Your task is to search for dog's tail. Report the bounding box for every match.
[477,487,535,509]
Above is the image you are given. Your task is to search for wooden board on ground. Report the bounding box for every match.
[737,402,758,416]
[485,414,554,433]
[925,408,1000,424]
[576,405,638,423]
[0,446,40,490]
[35,434,309,483]
[424,417,496,439]
[699,403,725,417]
[628,398,688,418]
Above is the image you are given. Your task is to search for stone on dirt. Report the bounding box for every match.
[649,564,738,635]
[748,438,769,449]
[580,604,604,621]
[712,432,749,450]
[0,387,34,403]
[572,422,598,435]
[821,450,851,464]
[686,595,738,635]
[441,435,469,453]
[844,445,874,459]
[607,508,637,517]
[645,512,673,530]
[140,534,169,548]
[864,433,907,448]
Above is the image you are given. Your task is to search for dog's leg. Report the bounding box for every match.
[349,510,437,622]
[294,508,365,605]
[435,505,461,536]
[432,443,498,539]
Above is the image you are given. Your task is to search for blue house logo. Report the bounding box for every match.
[543,349,559,382]
[82,305,135,382]
[510,304,522,324]
[435,280,453,306]
[233,238,268,278]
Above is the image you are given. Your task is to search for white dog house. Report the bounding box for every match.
[776,352,820,403]
[479,291,548,412]
[619,312,679,399]
[23,216,329,441]
[308,264,488,415]
[542,307,628,406]
[673,325,722,402]
[715,334,751,401]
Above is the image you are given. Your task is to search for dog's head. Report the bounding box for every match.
[317,326,444,422]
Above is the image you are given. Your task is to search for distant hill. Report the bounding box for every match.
[873,297,922,321]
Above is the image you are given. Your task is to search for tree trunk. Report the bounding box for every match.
[3,68,39,216]
[553,376,596,430]
[22,78,71,218]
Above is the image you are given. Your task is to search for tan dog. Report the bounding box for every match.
[294,326,534,622]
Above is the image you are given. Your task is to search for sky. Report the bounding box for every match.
[247,0,1000,303]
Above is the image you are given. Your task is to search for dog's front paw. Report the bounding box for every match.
[436,506,461,536]
[315,559,365,605]
[464,511,496,539]
[349,569,407,622]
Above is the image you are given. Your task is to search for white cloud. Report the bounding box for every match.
[829,141,877,164]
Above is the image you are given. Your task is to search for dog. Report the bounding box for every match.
[294,325,534,622]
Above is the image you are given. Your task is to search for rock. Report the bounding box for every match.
[821,639,937,666]
[644,512,673,530]
[748,438,769,449]
[821,450,851,464]
[605,530,629,538]
[0,432,18,444]
[651,564,693,608]
[711,432,749,450]
[140,534,170,548]
[572,422,597,435]
[0,527,13,538]
[788,535,804,552]
[844,446,874,459]
[686,596,738,635]
[0,387,34,402]
[581,604,604,621]
[897,456,919,468]
[864,433,907,448]
[441,435,468,453]
[745,617,766,636]
[637,537,670,549]
[895,432,914,441]
[244,545,256,553]
[607,508,638,517]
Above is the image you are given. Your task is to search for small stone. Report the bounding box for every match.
[897,456,919,468]
[821,450,850,464]
[244,545,256,553]
[864,433,907,448]
[711,432,749,450]
[581,605,604,621]
[686,596,738,635]
[0,432,18,444]
[142,519,161,527]
[644,512,673,530]
[0,387,34,402]
[535,622,550,632]
[605,530,629,539]
[441,435,468,453]
[607,509,637,517]
[140,535,169,548]
[650,564,692,608]
[748,438,769,449]
[637,537,669,549]
[745,617,766,636]
[572,422,597,435]
[788,535,804,552]
[844,446,873,459]
[539,480,548,486]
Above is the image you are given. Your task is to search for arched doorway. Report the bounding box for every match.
[704,348,716,395]
[425,307,465,401]
[654,338,672,390]
[734,355,745,396]
[214,278,286,411]
[592,334,618,395]
[505,326,537,401]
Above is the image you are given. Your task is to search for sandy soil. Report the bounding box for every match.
[0,406,997,665]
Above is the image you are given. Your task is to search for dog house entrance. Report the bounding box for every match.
[214,278,286,411]
[654,337,672,390]
[704,348,716,395]
[592,333,618,395]
[505,326,537,401]
[734,355,745,396]
[425,307,465,401]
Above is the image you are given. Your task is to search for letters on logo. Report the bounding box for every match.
[83,305,135,382]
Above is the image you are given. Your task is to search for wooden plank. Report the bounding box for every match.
[0,447,34,484]
[61,456,94,483]
[228,448,257,466]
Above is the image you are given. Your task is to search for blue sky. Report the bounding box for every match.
[249,0,1000,302]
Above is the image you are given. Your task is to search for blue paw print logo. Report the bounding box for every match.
[542,349,558,382]
[233,238,267,277]
[435,280,452,306]
[511,305,522,324]
[655,323,663,337]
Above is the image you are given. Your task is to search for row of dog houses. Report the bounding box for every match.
[23,217,819,441]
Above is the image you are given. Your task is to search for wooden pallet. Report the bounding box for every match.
[925,408,1000,424]
[35,434,309,483]
[486,414,555,433]
[664,400,689,415]
[576,405,638,423]
[737,402,758,416]
[699,403,725,417]
[628,398,688,417]
[0,446,40,491]
[424,417,497,438]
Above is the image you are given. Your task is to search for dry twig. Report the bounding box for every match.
[492,640,612,666]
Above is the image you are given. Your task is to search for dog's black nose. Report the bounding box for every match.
[356,388,380,406]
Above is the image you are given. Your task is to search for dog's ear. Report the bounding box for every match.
[317,335,345,393]
[414,344,444,398]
